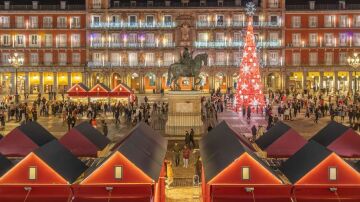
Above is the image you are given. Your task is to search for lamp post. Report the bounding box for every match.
[8,53,24,104]
[348,52,360,99]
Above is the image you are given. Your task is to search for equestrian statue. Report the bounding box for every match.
[167,48,208,90]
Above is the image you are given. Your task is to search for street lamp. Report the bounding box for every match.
[8,53,24,104]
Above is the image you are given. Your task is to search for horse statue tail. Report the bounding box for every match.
[166,65,172,86]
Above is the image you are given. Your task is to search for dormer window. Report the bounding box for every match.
[4,1,10,10]
[309,1,315,10]
[130,0,136,7]
[32,1,38,9]
[147,0,153,7]
[235,0,241,6]
[181,0,189,6]
[60,1,66,9]
[200,0,206,6]
[114,1,120,7]
[165,0,171,6]
[218,0,223,7]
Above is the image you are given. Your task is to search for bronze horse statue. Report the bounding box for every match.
[167,53,208,90]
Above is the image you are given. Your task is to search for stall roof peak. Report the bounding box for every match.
[72,122,110,150]
[18,121,56,146]
[309,121,350,146]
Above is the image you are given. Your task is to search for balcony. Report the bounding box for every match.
[196,21,281,28]
[194,41,282,48]
[89,22,176,29]
[286,4,360,10]
[0,4,85,10]
[90,42,175,49]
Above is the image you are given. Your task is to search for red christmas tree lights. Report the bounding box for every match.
[235,16,265,110]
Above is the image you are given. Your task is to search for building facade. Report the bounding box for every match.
[0,0,359,96]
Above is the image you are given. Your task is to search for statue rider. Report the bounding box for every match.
[180,47,194,76]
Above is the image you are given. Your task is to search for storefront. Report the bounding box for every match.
[29,72,41,94]
[307,72,320,91]
[289,72,303,91]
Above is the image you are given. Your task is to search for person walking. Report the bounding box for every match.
[247,105,251,120]
[102,121,108,137]
[182,145,190,168]
[165,159,174,189]
[185,131,190,148]
[251,125,257,141]
[189,128,196,149]
[172,143,181,167]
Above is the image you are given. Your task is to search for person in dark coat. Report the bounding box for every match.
[189,128,196,149]
[251,125,257,141]
[102,121,108,137]
[185,131,190,148]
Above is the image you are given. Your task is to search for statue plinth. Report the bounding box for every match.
[165,91,206,136]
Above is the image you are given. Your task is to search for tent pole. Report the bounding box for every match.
[23,186,32,202]
[106,186,113,202]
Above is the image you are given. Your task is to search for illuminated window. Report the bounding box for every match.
[241,167,250,180]
[114,166,123,180]
[28,167,37,180]
[329,167,337,181]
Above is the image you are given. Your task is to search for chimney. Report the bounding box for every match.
[32,1,38,9]
[309,0,315,10]
[60,1,66,9]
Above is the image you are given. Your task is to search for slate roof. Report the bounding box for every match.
[0,153,12,177]
[18,122,56,146]
[84,122,167,181]
[73,122,110,150]
[34,140,88,183]
[200,121,280,183]
[255,121,291,150]
[109,0,257,7]
[280,141,332,184]
[309,121,350,147]
[0,0,85,5]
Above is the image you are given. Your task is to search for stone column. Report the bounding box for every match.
[302,71,307,90]
[10,72,15,94]
[334,71,338,91]
[53,72,58,93]
[349,71,353,92]
[140,74,145,93]
[67,72,72,90]
[82,72,87,85]
[39,73,43,93]
[319,72,324,89]
[24,72,29,94]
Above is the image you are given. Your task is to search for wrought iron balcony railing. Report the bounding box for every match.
[90,42,175,49]
[194,41,282,48]
[196,21,281,28]
[89,22,176,29]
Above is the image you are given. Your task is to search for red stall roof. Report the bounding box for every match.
[310,121,360,157]
[88,83,111,97]
[110,83,132,97]
[81,122,168,184]
[60,122,110,157]
[0,122,56,157]
[280,141,360,184]
[67,83,89,97]
[200,121,283,184]
[255,122,307,158]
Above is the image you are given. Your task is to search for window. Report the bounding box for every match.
[44,52,53,65]
[329,167,337,181]
[325,52,333,65]
[339,15,347,28]
[92,52,102,64]
[324,33,334,46]
[30,53,39,65]
[291,16,301,28]
[28,167,37,180]
[309,52,318,66]
[309,33,318,47]
[216,52,225,65]
[292,52,300,66]
[43,16,53,28]
[269,51,279,66]
[71,16,80,28]
[339,52,347,65]
[111,15,120,24]
[354,33,360,46]
[57,16,67,28]
[111,33,120,45]
[45,34,53,47]
[270,16,278,26]
[309,16,317,28]
[128,33,137,44]
[146,15,154,27]
[216,15,224,26]
[15,35,25,47]
[355,15,360,27]
[215,32,225,42]
[164,15,172,26]
[29,16,38,28]
[198,15,207,24]
[60,1,66,9]
[57,34,67,47]
[234,32,242,42]
[71,34,80,48]
[1,34,10,46]
[269,32,279,42]
[268,0,279,8]
[72,53,80,65]
[128,52,138,66]
[198,32,208,42]
[324,15,335,27]
[93,0,101,8]
[30,35,40,47]
[163,33,173,46]
[200,0,206,6]
[58,52,67,65]
[16,16,24,28]
[339,33,347,46]
[292,33,301,47]
[91,15,101,26]
[233,14,244,26]
[241,167,250,180]
[111,53,120,66]
[164,52,174,65]
[145,52,155,66]
[145,33,155,44]
[128,15,137,26]
[2,53,10,65]
[0,16,10,28]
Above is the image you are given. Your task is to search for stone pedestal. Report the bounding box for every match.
[165,91,206,136]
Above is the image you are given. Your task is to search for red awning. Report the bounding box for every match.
[293,186,360,202]
[67,83,89,97]
[87,83,111,97]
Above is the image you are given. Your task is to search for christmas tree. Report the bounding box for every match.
[235,2,265,110]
